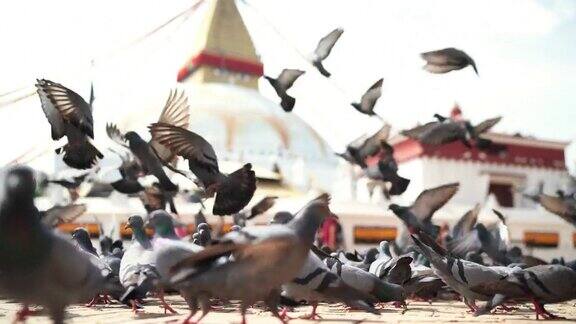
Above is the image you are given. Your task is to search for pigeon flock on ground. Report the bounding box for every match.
[0,26,575,324]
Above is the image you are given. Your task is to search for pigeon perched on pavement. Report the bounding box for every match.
[149,123,257,215]
[421,48,478,75]
[0,166,107,323]
[310,28,343,77]
[36,79,103,169]
[168,194,334,323]
[265,69,305,112]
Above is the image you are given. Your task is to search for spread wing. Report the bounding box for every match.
[451,204,480,239]
[538,195,576,218]
[410,183,459,221]
[360,78,383,108]
[247,196,278,220]
[106,123,128,147]
[314,28,344,60]
[420,48,467,65]
[401,121,439,139]
[35,79,94,138]
[474,116,502,135]
[151,89,191,164]
[277,69,305,90]
[41,204,87,227]
[149,123,219,171]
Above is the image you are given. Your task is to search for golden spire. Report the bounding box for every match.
[177,0,263,89]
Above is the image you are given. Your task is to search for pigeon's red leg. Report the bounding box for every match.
[13,304,39,322]
[130,300,144,314]
[158,289,178,314]
[299,302,322,320]
[279,307,295,321]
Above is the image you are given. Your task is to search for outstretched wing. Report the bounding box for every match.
[41,204,87,227]
[35,79,94,138]
[277,69,305,90]
[106,123,128,147]
[248,196,278,219]
[474,116,502,135]
[314,28,344,60]
[151,89,191,164]
[410,183,459,221]
[360,78,383,109]
[149,123,219,172]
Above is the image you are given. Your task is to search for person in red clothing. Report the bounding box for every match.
[318,213,342,250]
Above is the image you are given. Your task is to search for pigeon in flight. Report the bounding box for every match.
[390,182,459,238]
[363,141,410,195]
[0,166,107,323]
[233,196,278,227]
[421,48,478,75]
[337,124,391,168]
[351,78,384,118]
[310,28,343,77]
[265,69,305,112]
[39,203,87,228]
[149,123,257,215]
[36,79,103,169]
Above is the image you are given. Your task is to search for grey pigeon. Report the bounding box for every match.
[328,262,406,305]
[475,264,576,319]
[310,28,343,77]
[0,166,106,323]
[351,78,383,117]
[265,69,305,112]
[282,252,379,319]
[402,118,472,148]
[106,124,178,194]
[71,228,122,305]
[390,182,459,251]
[149,123,256,215]
[337,124,391,168]
[36,79,103,169]
[107,149,145,194]
[421,47,478,75]
[363,141,410,195]
[119,215,158,311]
[411,233,520,312]
[168,194,334,323]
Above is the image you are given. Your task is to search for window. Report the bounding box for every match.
[489,183,514,207]
[524,231,559,248]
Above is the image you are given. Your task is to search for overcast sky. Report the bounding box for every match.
[1,0,575,165]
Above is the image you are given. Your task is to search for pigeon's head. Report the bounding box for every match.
[71,227,91,243]
[99,236,113,254]
[124,131,140,143]
[197,223,210,232]
[270,211,294,225]
[126,215,145,231]
[2,166,36,203]
[146,210,177,237]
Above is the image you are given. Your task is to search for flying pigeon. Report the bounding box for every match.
[0,166,107,323]
[421,48,478,75]
[168,194,334,323]
[310,28,343,77]
[149,123,257,215]
[351,78,383,118]
[265,69,305,112]
[36,79,103,169]
[390,182,459,247]
[363,141,410,195]
[337,124,391,168]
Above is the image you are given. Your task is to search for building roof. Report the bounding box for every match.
[387,133,567,170]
